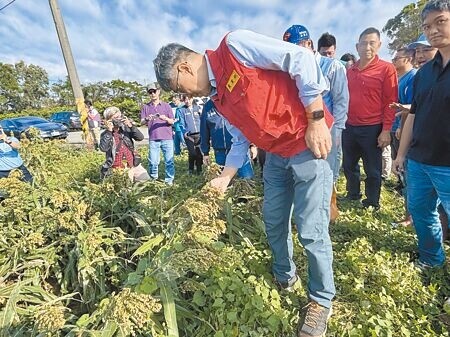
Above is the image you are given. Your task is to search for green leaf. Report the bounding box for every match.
[126,272,142,285]
[0,281,23,330]
[76,314,91,327]
[192,290,206,307]
[132,234,164,258]
[138,276,158,294]
[100,320,118,337]
[159,281,179,337]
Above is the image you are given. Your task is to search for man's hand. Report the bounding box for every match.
[203,155,211,165]
[123,117,133,128]
[377,130,391,148]
[395,128,401,140]
[210,167,237,194]
[210,175,232,194]
[389,102,411,114]
[393,155,406,175]
[305,119,332,159]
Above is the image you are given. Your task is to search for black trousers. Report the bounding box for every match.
[184,133,202,173]
[0,164,33,183]
[342,124,382,206]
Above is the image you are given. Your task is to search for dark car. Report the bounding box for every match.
[49,111,82,130]
[0,116,68,140]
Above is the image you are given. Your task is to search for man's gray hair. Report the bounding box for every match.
[422,0,450,21]
[153,43,196,92]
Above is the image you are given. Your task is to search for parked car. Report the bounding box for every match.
[0,116,68,140]
[49,111,82,130]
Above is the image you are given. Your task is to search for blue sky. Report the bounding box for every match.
[0,0,414,85]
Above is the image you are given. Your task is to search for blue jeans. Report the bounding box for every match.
[149,140,175,184]
[174,130,185,155]
[214,149,254,179]
[263,150,335,308]
[327,125,342,183]
[407,159,450,266]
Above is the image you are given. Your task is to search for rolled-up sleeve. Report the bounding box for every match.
[224,120,250,169]
[328,62,349,130]
[226,29,328,107]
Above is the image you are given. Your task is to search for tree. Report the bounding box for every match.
[0,62,20,113]
[382,0,427,53]
[15,61,50,110]
[51,77,74,106]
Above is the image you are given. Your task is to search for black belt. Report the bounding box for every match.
[188,132,200,136]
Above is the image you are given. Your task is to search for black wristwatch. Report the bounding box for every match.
[5,139,12,145]
[307,110,324,121]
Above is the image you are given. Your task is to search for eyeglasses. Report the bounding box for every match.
[148,89,157,94]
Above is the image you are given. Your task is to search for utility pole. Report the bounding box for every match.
[49,0,92,147]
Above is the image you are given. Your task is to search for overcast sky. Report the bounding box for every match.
[0,0,414,85]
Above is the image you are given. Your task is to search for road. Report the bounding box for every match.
[66,127,149,147]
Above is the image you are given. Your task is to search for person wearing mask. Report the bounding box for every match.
[340,53,357,70]
[317,32,337,58]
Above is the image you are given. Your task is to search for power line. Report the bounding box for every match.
[0,0,17,12]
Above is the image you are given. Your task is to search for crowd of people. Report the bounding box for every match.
[152,1,450,336]
[1,0,448,336]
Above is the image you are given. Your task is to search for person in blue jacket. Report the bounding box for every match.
[200,99,254,179]
[169,94,185,155]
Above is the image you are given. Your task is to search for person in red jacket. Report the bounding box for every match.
[343,27,398,209]
[154,30,335,337]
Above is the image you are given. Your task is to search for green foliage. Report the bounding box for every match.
[0,142,448,336]
[382,0,427,53]
[0,61,49,113]
[51,77,74,106]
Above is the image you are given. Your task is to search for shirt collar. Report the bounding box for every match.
[431,51,447,70]
[354,55,380,71]
[204,54,217,96]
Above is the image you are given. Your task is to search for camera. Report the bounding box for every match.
[112,115,127,128]
[155,113,160,118]
[112,118,124,128]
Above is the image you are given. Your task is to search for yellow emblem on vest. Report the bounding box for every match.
[226,70,240,92]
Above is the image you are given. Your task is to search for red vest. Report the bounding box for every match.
[206,35,333,158]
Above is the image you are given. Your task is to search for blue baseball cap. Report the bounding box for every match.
[283,25,310,44]
[408,34,431,49]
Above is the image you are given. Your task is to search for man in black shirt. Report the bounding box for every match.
[393,0,450,269]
